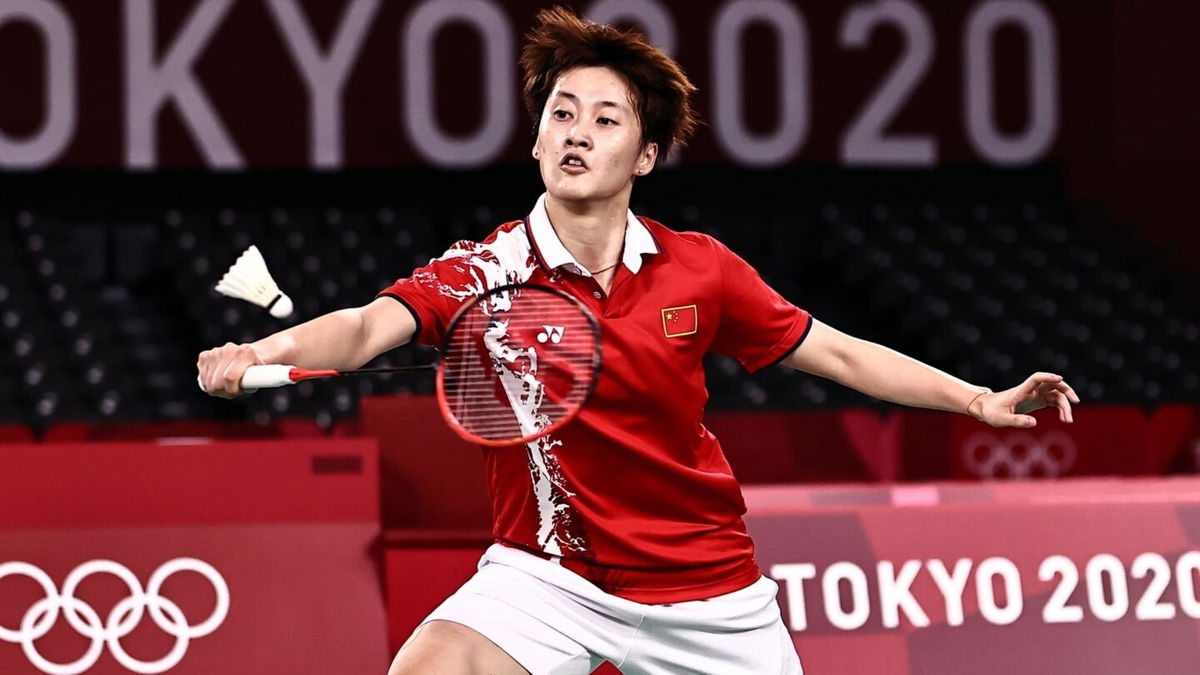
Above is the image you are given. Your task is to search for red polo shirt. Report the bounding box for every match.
[380,194,812,603]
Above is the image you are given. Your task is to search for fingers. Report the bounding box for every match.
[1048,389,1073,423]
[1023,372,1064,397]
[1056,380,1081,404]
[1003,395,1070,426]
[197,346,234,399]
[1022,373,1081,418]
[1033,378,1079,422]
[197,343,260,399]
[1036,374,1079,404]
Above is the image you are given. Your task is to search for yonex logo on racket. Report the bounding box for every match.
[0,558,229,675]
[537,325,565,344]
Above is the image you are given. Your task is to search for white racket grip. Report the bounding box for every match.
[241,365,297,390]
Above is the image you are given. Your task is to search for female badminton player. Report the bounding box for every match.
[198,7,1079,674]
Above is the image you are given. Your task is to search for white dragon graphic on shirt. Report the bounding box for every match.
[414,227,587,556]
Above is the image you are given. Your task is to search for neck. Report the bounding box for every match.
[543,190,629,272]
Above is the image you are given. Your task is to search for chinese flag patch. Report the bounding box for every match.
[661,305,698,338]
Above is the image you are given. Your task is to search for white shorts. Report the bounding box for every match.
[420,544,803,675]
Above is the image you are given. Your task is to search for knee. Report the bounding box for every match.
[387,621,483,675]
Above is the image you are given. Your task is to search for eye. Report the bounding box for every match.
[598,117,617,126]
[553,109,571,120]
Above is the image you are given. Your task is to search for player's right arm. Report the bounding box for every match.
[197,297,417,398]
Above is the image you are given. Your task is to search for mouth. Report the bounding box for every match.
[560,153,588,174]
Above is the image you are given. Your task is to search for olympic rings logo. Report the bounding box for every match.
[961,431,1078,478]
[0,558,229,675]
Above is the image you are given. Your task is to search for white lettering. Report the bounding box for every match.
[839,0,936,166]
[124,0,242,169]
[975,556,1023,625]
[1085,553,1129,622]
[1131,553,1176,621]
[877,560,930,628]
[822,561,870,630]
[711,0,809,166]
[1174,551,1200,618]
[402,0,514,168]
[0,0,76,168]
[266,0,380,169]
[1038,554,1084,623]
[927,558,972,626]
[770,563,817,630]
[964,0,1059,165]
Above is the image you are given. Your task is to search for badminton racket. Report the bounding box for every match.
[202,284,601,446]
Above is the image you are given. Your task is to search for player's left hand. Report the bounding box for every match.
[970,372,1080,428]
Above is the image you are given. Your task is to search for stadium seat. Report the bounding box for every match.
[0,171,1193,438]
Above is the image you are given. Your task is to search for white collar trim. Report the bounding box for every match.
[527,193,658,276]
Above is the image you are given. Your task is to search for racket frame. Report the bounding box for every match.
[435,283,602,447]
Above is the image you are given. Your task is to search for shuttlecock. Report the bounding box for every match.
[215,245,294,318]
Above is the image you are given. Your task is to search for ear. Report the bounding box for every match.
[634,142,658,176]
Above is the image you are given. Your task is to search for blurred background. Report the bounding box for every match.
[1,1,1198,674]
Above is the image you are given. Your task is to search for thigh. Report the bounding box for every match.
[389,620,530,675]
[396,561,613,675]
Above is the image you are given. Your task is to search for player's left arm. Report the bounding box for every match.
[782,318,1080,428]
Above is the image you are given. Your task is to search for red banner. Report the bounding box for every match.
[0,440,389,675]
[382,479,1200,674]
[745,479,1200,674]
[0,0,1110,169]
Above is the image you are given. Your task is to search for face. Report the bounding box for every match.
[533,66,658,205]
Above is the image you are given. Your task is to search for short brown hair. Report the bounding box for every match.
[520,6,699,164]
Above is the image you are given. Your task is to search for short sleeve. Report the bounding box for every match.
[709,238,813,372]
[376,242,483,348]
[377,224,537,347]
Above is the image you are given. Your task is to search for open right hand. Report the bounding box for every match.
[197,343,265,398]
[970,372,1079,427]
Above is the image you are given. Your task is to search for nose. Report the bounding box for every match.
[565,120,591,149]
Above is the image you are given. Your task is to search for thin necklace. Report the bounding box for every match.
[588,260,620,275]
[588,240,625,276]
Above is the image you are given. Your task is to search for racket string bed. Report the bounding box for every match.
[438,285,600,445]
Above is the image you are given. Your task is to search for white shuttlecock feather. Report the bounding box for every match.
[215,245,294,318]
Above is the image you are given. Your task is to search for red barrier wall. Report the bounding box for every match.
[747,479,1200,674]
[0,440,389,675]
[384,478,1200,674]
[360,396,1200,530]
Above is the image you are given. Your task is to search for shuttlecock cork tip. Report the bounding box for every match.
[268,293,294,318]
